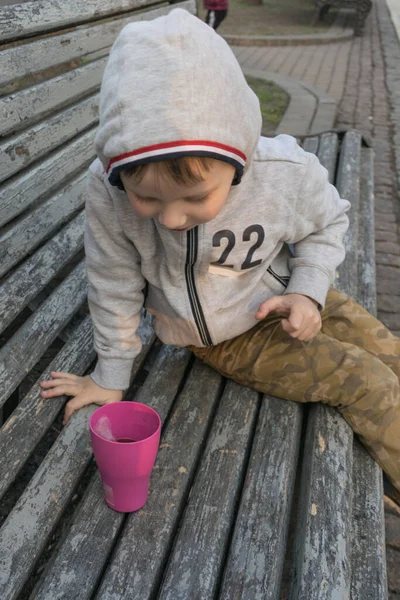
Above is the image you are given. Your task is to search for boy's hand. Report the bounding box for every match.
[40,372,123,426]
[255,293,321,342]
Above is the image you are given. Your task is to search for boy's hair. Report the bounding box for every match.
[120,156,216,186]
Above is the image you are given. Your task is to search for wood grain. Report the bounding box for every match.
[0,0,161,42]
[0,173,85,277]
[0,262,87,409]
[0,314,155,600]
[0,129,94,228]
[0,95,98,184]
[0,212,84,334]
[219,396,303,600]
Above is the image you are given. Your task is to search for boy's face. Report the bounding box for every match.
[120,160,236,231]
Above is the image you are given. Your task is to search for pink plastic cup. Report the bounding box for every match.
[89,402,161,512]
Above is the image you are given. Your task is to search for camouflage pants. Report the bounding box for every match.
[189,287,400,500]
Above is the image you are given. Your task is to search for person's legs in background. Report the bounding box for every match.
[205,9,228,30]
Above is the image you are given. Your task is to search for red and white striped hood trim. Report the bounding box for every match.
[106,140,246,175]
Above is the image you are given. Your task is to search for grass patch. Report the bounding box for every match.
[245,75,289,134]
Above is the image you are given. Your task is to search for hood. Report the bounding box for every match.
[95,8,262,188]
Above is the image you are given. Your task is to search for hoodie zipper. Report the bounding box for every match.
[185,227,213,346]
[267,266,290,288]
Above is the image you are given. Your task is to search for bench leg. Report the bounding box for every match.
[355,0,372,36]
[313,4,331,25]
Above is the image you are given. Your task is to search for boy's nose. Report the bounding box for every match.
[158,208,186,230]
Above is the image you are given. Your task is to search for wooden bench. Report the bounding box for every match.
[0,2,387,598]
[314,0,372,35]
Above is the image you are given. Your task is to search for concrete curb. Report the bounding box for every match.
[223,30,353,47]
[243,69,337,137]
[223,9,353,47]
[386,0,400,43]
[380,0,400,197]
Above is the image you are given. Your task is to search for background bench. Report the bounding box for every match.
[313,0,373,35]
[0,1,387,598]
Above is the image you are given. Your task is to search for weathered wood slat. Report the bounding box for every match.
[95,360,222,600]
[0,404,97,600]
[0,95,98,184]
[288,134,360,600]
[316,132,339,183]
[158,382,259,600]
[0,212,84,334]
[218,396,303,600]
[350,146,386,599]
[0,59,105,137]
[0,0,163,42]
[31,344,192,600]
[0,313,153,501]
[335,130,361,300]
[0,261,87,409]
[0,23,112,90]
[302,136,319,155]
[0,129,94,228]
[295,138,384,599]
[0,2,195,91]
[0,316,94,500]
[0,315,155,600]
[0,173,85,277]
[358,147,377,315]
[289,405,354,600]
[350,439,387,600]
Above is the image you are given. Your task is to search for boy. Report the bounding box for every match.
[40,9,400,504]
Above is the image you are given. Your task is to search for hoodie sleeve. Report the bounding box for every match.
[85,166,145,390]
[284,152,351,309]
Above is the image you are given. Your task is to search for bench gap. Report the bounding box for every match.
[0,345,97,518]
[1,2,166,46]
[212,392,264,599]
[21,341,195,600]
[279,403,311,598]
[149,374,228,598]
[0,408,65,527]
[1,248,88,424]
[18,458,99,600]
[27,247,86,313]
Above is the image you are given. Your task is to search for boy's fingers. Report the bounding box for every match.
[63,396,91,425]
[281,318,299,335]
[62,394,121,425]
[40,379,73,388]
[297,326,315,341]
[41,385,78,398]
[256,296,287,319]
[288,304,305,330]
[50,371,77,380]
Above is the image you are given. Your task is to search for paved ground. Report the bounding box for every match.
[233,2,400,596]
[232,35,351,104]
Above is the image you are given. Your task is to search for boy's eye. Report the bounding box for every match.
[135,196,158,203]
[187,195,209,204]
[135,195,209,204]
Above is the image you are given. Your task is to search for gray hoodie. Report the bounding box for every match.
[87,8,350,390]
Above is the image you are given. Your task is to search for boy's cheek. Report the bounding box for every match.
[130,200,157,219]
[198,199,227,222]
